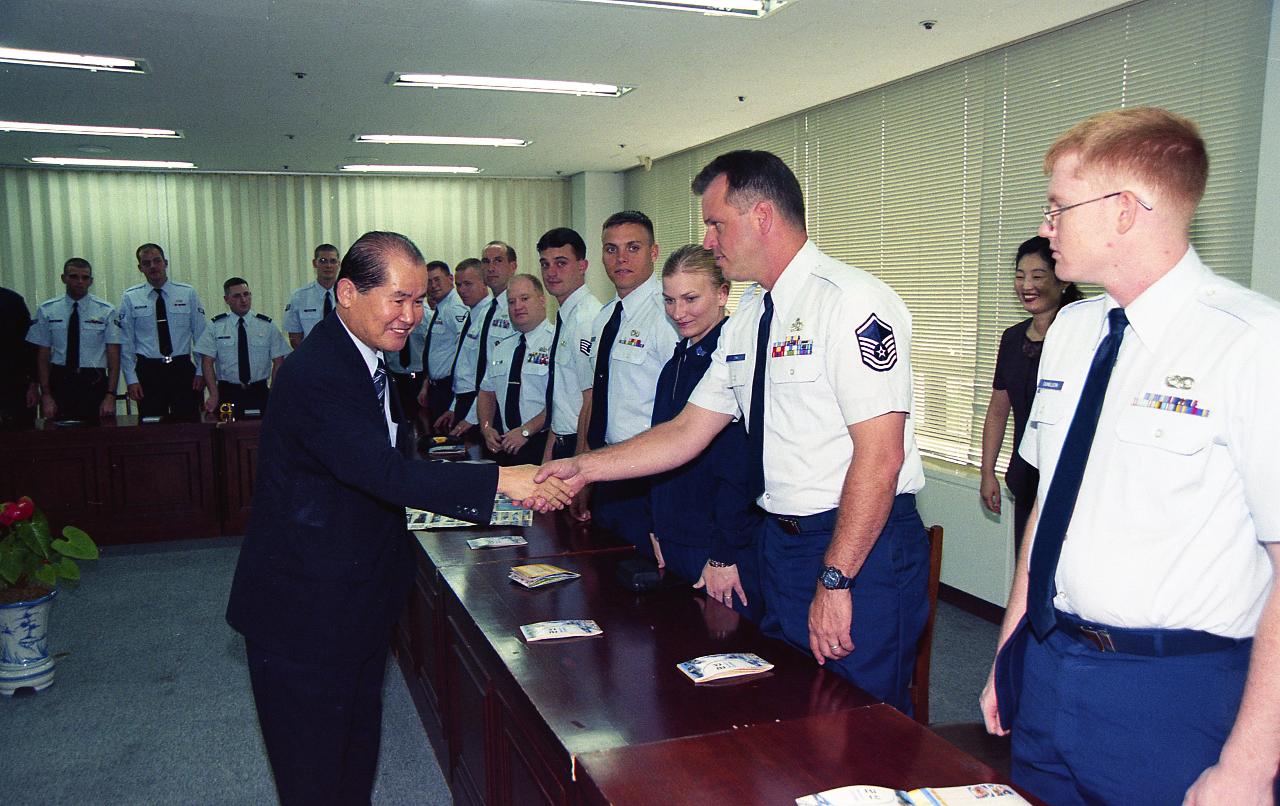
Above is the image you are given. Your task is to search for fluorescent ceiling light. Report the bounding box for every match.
[27,157,195,169]
[0,121,180,138]
[339,164,482,174]
[355,134,528,148]
[566,0,791,17]
[393,73,630,97]
[0,46,146,74]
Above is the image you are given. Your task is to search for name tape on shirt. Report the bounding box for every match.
[855,313,897,372]
[727,353,747,362]
[1038,379,1064,390]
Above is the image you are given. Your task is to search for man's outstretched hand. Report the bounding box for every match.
[498,464,572,512]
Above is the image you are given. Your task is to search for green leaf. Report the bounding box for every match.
[0,548,21,586]
[16,525,49,559]
[54,556,80,582]
[34,563,57,587]
[53,527,98,560]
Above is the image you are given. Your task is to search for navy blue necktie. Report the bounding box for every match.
[154,289,173,357]
[1026,307,1129,639]
[66,301,81,372]
[545,311,562,423]
[237,317,251,384]
[475,298,498,389]
[505,334,527,431]
[373,358,388,410]
[747,292,773,498]
[323,290,333,318]
[587,301,623,449]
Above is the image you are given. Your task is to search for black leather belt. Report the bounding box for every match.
[137,354,189,366]
[1054,610,1247,656]
[390,370,422,381]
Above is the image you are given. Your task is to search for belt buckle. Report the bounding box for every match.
[777,516,800,535]
[162,355,174,364]
[1079,625,1116,652]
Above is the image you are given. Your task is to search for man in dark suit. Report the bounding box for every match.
[226,231,567,805]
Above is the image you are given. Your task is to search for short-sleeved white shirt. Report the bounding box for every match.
[27,294,121,368]
[283,281,335,338]
[194,310,290,384]
[480,319,555,428]
[548,284,602,435]
[1020,246,1279,638]
[424,290,469,380]
[690,240,925,516]
[587,273,679,444]
[116,280,207,384]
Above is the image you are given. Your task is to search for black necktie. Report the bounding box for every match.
[66,301,81,372]
[475,298,499,388]
[423,306,439,376]
[237,317,251,384]
[545,311,562,424]
[1026,307,1129,639]
[505,334,526,431]
[154,288,173,356]
[323,290,333,318]
[587,301,623,449]
[747,293,773,498]
[373,357,388,410]
[450,313,472,377]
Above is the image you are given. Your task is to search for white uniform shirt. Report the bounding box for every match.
[283,281,336,338]
[588,273,679,444]
[480,319,554,429]
[194,310,290,384]
[1020,247,1280,638]
[548,284,602,435]
[425,290,469,380]
[26,294,121,368]
[690,240,925,516]
[451,293,494,422]
[116,280,206,384]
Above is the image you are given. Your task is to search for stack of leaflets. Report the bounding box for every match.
[466,535,528,550]
[405,494,534,530]
[519,619,603,641]
[677,652,774,683]
[796,783,1029,805]
[508,563,580,589]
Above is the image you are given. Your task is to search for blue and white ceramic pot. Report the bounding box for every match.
[0,589,57,696]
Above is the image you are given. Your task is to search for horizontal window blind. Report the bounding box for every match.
[624,0,1269,471]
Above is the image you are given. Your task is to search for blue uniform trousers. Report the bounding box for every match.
[593,477,653,557]
[658,526,765,623]
[759,493,928,714]
[1011,621,1260,805]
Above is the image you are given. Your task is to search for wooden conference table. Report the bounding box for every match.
[393,511,1032,806]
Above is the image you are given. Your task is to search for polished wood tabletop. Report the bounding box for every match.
[576,703,1044,805]
[439,551,877,760]
[413,511,631,570]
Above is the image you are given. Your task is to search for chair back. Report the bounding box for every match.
[909,524,944,724]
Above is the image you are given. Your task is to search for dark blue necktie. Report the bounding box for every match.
[1026,307,1129,639]
[474,298,498,389]
[505,334,526,431]
[66,301,81,372]
[544,311,562,423]
[237,317,251,384]
[587,301,623,449]
[373,357,388,410]
[747,292,773,498]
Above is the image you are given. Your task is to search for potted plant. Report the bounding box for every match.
[0,496,98,696]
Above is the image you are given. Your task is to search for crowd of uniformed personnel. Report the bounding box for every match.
[3,106,1278,804]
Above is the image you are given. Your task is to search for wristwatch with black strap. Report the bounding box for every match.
[817,565,855,590]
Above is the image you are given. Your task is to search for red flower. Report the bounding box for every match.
[10,497,35,523]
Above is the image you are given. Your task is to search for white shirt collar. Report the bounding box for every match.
[1111,245,1207,353]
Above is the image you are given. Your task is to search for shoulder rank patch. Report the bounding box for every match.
[855,313,898,372]
[212,312,229,321]
[255,313,273,322]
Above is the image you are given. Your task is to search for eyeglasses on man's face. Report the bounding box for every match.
[1041,191,1152,231]
[315,257,339,265]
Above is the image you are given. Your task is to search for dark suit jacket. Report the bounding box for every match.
[226,313,498,663]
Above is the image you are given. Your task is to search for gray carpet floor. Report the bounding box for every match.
[2,536,999,804]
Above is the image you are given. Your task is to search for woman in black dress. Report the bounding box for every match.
[980,236,1082,549]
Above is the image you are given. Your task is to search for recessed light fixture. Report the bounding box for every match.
[564,0,792,17]
[339,164,482,174]
[354,134,528,148]
[0,121,180,138]
[27,157,195,169]
[0,46,146,74]
[392,73,631,98]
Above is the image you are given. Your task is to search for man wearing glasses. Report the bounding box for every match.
[980,107,1280,804]
[284,243,341,348]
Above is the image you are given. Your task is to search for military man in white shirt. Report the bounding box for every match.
[536,227,601,463]
[478,274,554,465]
[27,258,122,421]
[577,211,679,546]
[195,277,290,415]
[434,259,493,437]
[117,243,207,418]
[979,108,1280,805]
[540,153,929,713]
[416,260,469,427]
[284,243,341,348]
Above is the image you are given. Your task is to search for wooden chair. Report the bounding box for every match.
[909,524,944,725]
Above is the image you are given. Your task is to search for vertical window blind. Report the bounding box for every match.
[624,0,1268,469]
